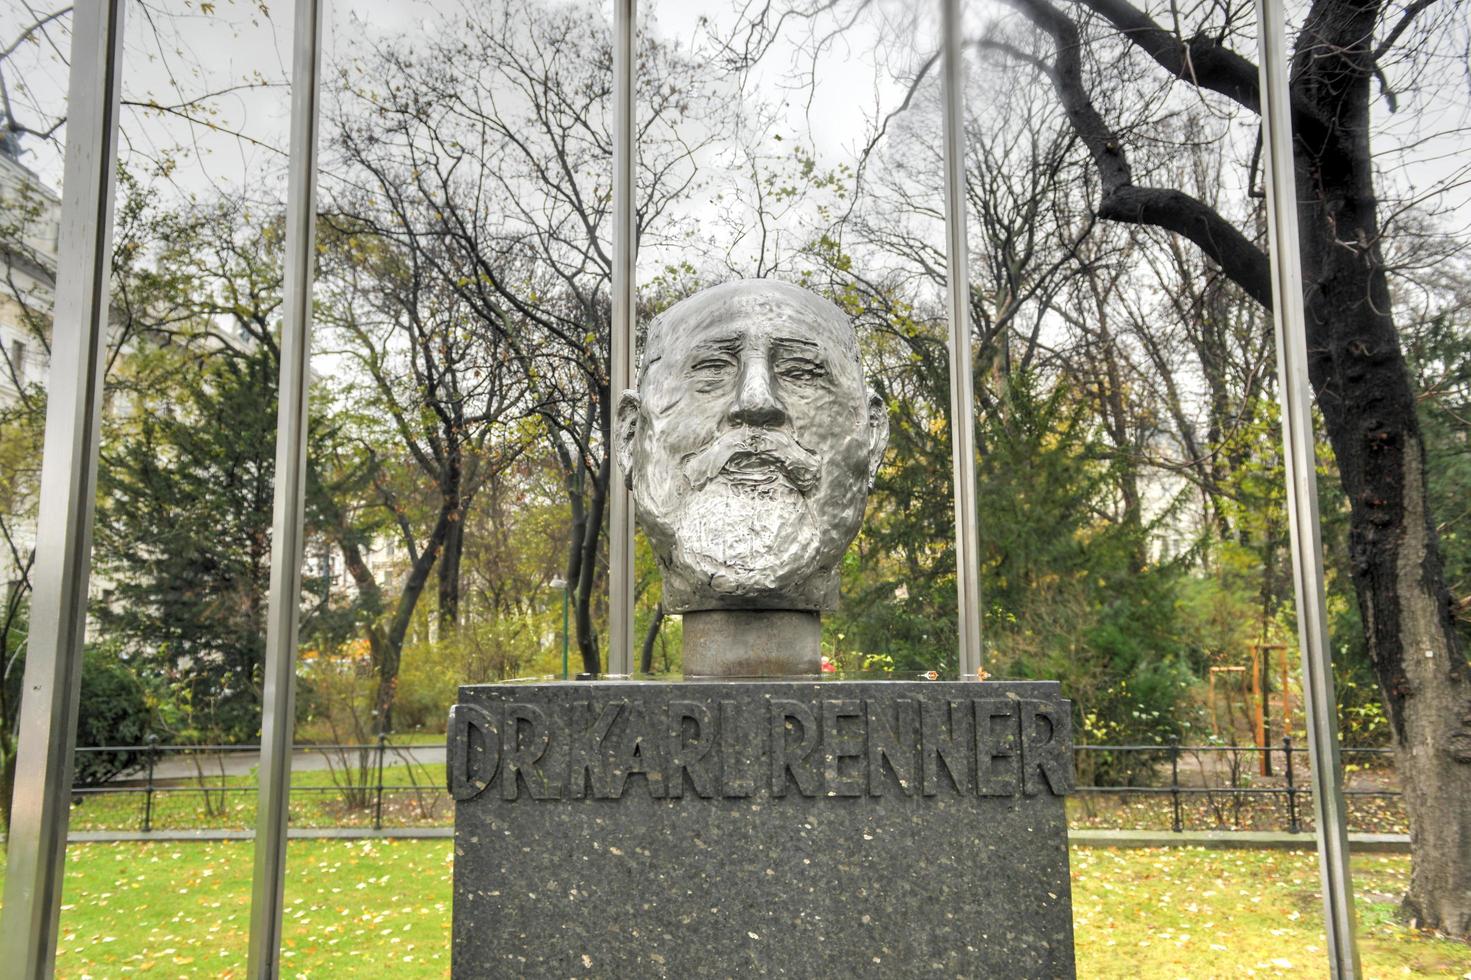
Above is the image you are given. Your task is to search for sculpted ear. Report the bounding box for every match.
[865,389,889,488]
[616,390,642,491]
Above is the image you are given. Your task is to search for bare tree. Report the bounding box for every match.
[314,218,530,731]
[326,0,727,672]
[1002,0,1471,935]
[731,0,1471,933]
[0,2,287,179]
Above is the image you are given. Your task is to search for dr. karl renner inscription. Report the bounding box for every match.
[448,695,1072,802]
[450,281,1077,978]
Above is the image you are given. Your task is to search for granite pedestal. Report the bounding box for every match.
[449,680,1075,978]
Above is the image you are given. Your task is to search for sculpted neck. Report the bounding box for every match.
[681,609,821,677]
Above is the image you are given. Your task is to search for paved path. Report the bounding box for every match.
[124,744,446,782]
[1069,829,1408,853]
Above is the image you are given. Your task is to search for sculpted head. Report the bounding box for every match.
[617,279,889,614]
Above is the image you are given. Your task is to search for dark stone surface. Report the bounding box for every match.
[450,680,1075,978]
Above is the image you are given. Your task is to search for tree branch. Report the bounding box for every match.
[1009,0,1273,308]
[1062,0,1331,146]
[1068,0,1261,108]
[1373,0,1440,62]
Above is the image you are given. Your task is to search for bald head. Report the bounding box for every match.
[640,279,863,389]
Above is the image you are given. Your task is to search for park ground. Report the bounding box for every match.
[0,843,1466,977]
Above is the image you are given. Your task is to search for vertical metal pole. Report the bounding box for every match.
[246,0,322,975]
[561,583,571,680]
[939,0,983,678]
[0,3,125,974]
[1252,2,1360,974]
[373,733,386,831]
[1284,736,1300,834]
[607,0,637,676]
[1169,736,1182,833]
[142,734,159,833]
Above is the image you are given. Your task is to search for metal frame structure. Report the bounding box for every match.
[607,0,637,677]
[0,0,1362,975]
[1252,0,1360,973]
[939,0,984,678]
[0,2,126,975]
[245,0,323,975]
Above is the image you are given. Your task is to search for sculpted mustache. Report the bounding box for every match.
[682,429,820,493]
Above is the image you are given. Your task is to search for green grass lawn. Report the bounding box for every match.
[1,843,1464,978]
[1070,848,1469,978]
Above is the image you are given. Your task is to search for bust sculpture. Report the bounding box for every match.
[616,279,889,674]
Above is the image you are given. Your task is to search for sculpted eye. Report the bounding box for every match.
[776,358,827,383]
[689,355,736,390]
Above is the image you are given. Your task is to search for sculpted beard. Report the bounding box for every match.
[670,429,823,598]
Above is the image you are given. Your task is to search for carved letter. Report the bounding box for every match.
[770,700,820,797]
[567,700,622,799]
[1021,699,1075,796]
[721,700,756,798]
[921,699,971,796]
[611,700,666,798]
[821,699,865,797]
[975,699,1020,797]
[448,703,500,801]
[666,701,716,798]
[866,699,918,796]
[502,703,558,800]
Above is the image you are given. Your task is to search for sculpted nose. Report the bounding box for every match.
[727,358,787,428]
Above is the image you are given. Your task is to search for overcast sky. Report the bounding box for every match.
[3,0,1465,267]
[2,0,929,196]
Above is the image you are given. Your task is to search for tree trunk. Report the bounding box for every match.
[1291,0,1471,934]
[574,450,610,675]
[0,735,15,840]
[438,509,464,634]
[640,603,665,675]
[371,505,452,733]
[558,425,603,677]
[0,575,28,840]
[1301,238,1471,933]
[321,478,453,736]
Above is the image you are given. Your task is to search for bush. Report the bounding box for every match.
[394,611,562,732]
[297,638,380,744]
[7,641,153,788]
[6,642,153,787]
[73,645,154,786]
[1328,598,1393,747]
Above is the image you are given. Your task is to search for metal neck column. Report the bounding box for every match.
[608,0,637,676]
[0,3,126,974]
[1252,0,1360,975]
[246,0,323,975]
[939,0,983,678]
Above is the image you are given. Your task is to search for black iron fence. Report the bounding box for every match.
[70,734,450,833]
[1070,739,1403,835]
[67,737,1403,835]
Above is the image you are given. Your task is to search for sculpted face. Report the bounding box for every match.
[617,280,888,613]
